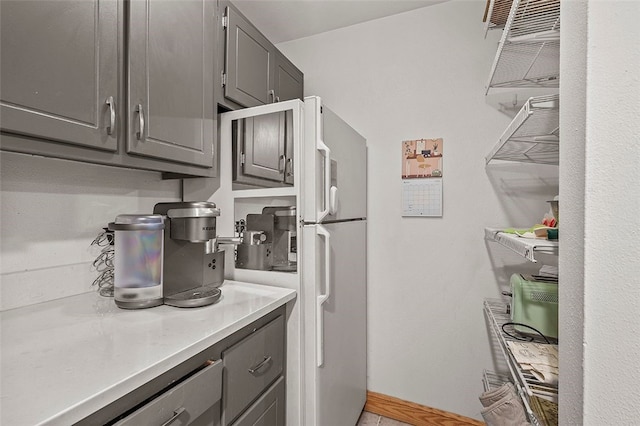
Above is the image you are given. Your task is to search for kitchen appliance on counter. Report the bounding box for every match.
[510,273,559,340]
[235,206,297,272]
[108,215,165,309]
[153,202,224,308]
[217,96,367,426]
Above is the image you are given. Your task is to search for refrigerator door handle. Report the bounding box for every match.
[317,139,332,222]
[316,224,331,367]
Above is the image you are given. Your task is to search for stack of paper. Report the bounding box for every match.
[506,341,559,386]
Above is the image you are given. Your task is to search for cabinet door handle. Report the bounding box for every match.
[105,96,116,135]
[135,104,145,140]
[160,407,186,426]
[278,154,286,173]
[269,89,276,103]
[248,356,272,374]
[286,158,293,177]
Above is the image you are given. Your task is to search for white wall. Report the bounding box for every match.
[0,152,181,311]
[561,0,640,424]
[278,0,559,419]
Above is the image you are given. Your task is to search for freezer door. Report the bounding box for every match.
[302,221,367,426]
[302,96,367,223]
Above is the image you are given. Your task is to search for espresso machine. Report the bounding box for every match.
[153,201,225,307]
[236,206,297,272]
[263,206,297,271]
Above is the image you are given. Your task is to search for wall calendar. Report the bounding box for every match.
[401,138,443,217]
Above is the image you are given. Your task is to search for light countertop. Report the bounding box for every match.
[0,281,296,426]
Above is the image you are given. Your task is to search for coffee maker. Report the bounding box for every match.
[263,206,297,271]
[236,206,297,272]
[153,201,224,307]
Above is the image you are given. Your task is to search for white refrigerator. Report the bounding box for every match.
[210,96,367,426]
[301,97,367,426]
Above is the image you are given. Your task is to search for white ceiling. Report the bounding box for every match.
[231,0,448,44]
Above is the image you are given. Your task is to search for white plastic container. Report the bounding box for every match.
[109,214,164,309]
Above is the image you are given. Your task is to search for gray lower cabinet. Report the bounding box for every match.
[231,377,285,426]
[128,0,215,168]
[0,0,118,152]
[76,307,286,426]
[222,315,285,424]
[115,360,223,426]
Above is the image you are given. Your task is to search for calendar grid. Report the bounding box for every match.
[402,178,443,217]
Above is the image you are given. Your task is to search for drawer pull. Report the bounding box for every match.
[161,407,186,426]
[248,356,272,374]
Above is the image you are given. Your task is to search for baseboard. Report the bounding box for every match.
[364,391,484,426]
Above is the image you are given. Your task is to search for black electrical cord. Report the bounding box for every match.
[502,322,551,344]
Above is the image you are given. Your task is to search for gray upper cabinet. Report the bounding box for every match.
[234,111,287,184]
[0,0,118,152]
[223,5,273,107]
[128,0,215,168]
[274,51,304,104]
[220,2,303,110]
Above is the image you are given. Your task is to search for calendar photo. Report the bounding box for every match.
[402,138,443,179]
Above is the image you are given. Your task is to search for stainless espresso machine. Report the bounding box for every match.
[236,206,297,272]
[153,201,225,307]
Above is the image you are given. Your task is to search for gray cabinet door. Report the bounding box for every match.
[230,377,285,426]
[128,0,215,168]
[274,52,303,103]
[0,0,118,151]
[224,5,273,107]
[235,112,287,183]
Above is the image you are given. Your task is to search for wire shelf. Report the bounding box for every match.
[484,299,559,425]
[486,94,559,165]
[485,227,558,262]
[486,0,560,93]
[482,369,512,391]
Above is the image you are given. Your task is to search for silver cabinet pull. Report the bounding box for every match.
[278,154,285,173]
[105,96,116,135]
[268,89,276,103]
[248,356,272,374]
[160,407,186,426]
[286,158,293,177]
[135,104,145,140]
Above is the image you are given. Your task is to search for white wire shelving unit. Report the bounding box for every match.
[485,227,558,262]
[486,0,560,93]
[484,298,559,426]
[485,94,559,165]
[482,369,512,391]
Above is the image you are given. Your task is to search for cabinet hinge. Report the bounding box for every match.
[221,71,227,87]
[222,15,228,29]
[240,152,246,165]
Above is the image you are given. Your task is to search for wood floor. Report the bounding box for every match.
[361,391,484,426]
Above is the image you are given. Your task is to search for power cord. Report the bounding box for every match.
[502,322,551,344]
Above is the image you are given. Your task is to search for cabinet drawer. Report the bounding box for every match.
[231,376,285,426]
[115,359,222,426]
[222,315,285,424]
